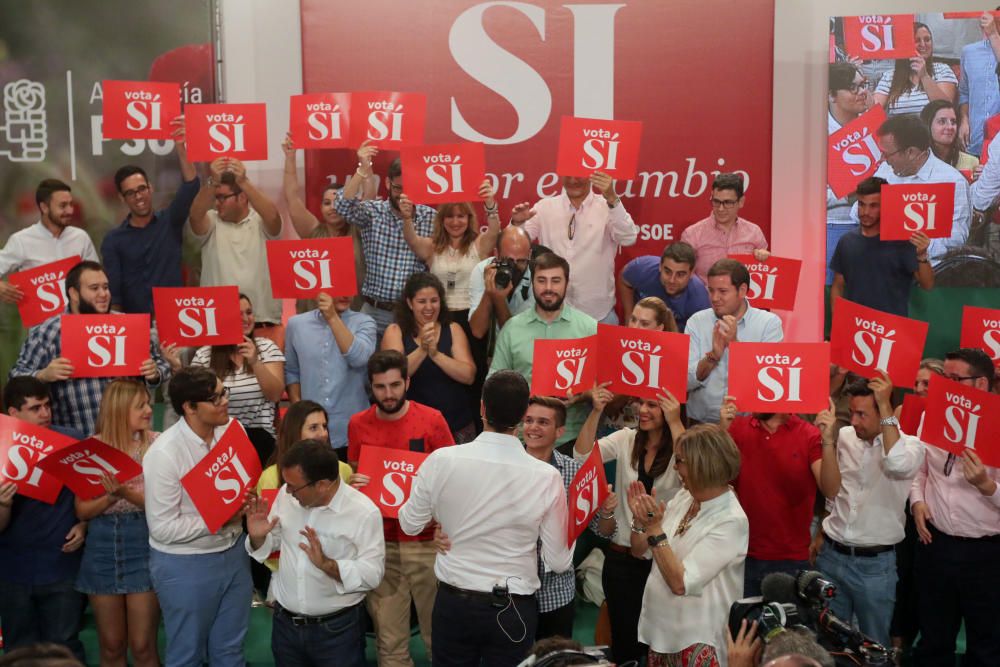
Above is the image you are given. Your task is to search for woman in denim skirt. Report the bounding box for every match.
[75,380,160,666]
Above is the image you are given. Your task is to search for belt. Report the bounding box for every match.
[363,295,396,311]
[438,581,532,601]
[275,603,358,626]
[253,321,280,328]
[928,523,1000,543]
[824,535,894,558]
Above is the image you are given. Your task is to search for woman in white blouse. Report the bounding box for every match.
[628,424,748,667]
[574,383,684,666]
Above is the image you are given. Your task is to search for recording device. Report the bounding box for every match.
[727,598,805,643]
[493,258,518,289]
[516,646,619,667]
[491,583,509,609]
[795,569,836,605]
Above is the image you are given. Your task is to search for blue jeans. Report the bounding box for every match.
[149,539,252,667]
[271,604,365,667]
[0,578,85,662]
[360,302,395,344]
[816,543,897,646]
[743,557,811,598]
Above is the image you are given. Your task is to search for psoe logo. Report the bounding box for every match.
[0,79,47,163]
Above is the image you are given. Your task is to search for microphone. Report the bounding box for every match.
[761,572,799,605]
[795,569,837,606]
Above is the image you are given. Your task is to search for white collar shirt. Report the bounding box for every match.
[0,220,99,276]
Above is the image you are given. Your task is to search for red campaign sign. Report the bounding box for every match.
[400,142,487,205]
[922,376,1000,467]
[879,183,955,241]
[555,116,643,180]
[829,298,928,389]
[828,105,886,199]
[567,444,609,548]
[102,80,181,140]
[289,93,351,149]
[60,314,151,379]
[727,342,830,413]
[530,336,597,397]
[595,324,689,402]
[960,306,1000,367]
[152,286,244,347]
[843,15,916,60]
[267,236,358,299]
[181,420,262,534]
[356,446,429,519]
[8,256,80,328]
[899,393,926,435]
[728,254,801,311]
[348,91,427,148]
[0,415,75,504]
[184,103,268,162]
[36,437,142,501]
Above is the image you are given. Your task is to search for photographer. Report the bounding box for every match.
[468,226,534,339]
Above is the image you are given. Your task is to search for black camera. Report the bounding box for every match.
[728,599,805,643]
[493,257,518,289]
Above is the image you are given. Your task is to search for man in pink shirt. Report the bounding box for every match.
[510,172,637,323]
[680,173,769,281]
[910,347,1000,667]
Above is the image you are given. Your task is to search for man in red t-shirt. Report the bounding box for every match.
[348,350,454,667]
[719,396,841,597]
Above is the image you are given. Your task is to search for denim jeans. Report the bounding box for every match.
[816,543,897,646]
[743,557,811,598]
[149,539,252,667]
[271,604,365,667]
[0,578,85,662]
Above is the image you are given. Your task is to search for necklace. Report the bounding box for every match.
[674,500,700,537]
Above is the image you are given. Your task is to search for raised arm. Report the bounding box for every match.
[281,133,320,238]
[399,194,435,264]
[188,158,226,236]
[228,159,281,237]
[474,180,502,258]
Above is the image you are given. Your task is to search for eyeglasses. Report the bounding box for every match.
[197,386,230,406]
[944,373,985,383]
[388,182,404,193]
[710,197,739,209]
[122,184,150,199]
[567,213,576,240]
[879,146,908,161]
[286,479,318,495]
[214,192,238,203]
[844,80,869,94]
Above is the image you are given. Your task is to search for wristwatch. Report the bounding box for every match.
[647,533,668,548]
[880,415,900,429]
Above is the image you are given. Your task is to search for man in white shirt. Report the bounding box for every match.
[399,371,573,666]
[143,367,253,667]
[247,439,384,667]
[815,373,925,647]
[0,179,99,303]
[511,171,638,323]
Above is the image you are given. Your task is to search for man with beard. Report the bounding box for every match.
[0,179,99,304]
[101,117,199,314]
[346,350,453,667]
[718,397,841,596]
[336,141,436,340]
[684,258,783,425]
[489,252,597,446]
[9,260,170,434]
[618,241,709,332]
[830,176,934,318]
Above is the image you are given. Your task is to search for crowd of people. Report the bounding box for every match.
[0,83,998,667]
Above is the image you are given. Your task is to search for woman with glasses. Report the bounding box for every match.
[75,380,160,667]
[874,22,958,117]
[629,424,748,667]
[920,100,980,176]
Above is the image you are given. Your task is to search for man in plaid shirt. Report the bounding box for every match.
[335,140,435,340]
[9,260,170,435]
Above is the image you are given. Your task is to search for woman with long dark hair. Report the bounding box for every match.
[574,382,685,665]
[873,22,957,116]
[921,100,980,174]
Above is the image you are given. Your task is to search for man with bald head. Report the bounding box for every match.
[468,225,535,339]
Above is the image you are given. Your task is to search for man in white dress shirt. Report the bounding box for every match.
[247,439,384,667]
[814,373,925,647]
[399,371,573,666]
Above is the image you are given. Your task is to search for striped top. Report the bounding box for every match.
[876,63,958,117]
[191,338,284,435]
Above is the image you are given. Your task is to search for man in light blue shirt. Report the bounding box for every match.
[684,258,783,424]
[959,26,1000,157]
[285,293,376,457]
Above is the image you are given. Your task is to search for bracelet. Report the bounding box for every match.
[597,511,614,520]
[593,521,617,540]
[630,521,646,534]
[484,203,499,215]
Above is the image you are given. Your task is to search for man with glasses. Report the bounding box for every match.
[101,116,198,314]
[680,172,769,283]
[336,140,435,341]
[188,157,284,345]
[144,366,253,667]
[910,347,1000,667]
[857,114,971,265]
[510,171,637,323]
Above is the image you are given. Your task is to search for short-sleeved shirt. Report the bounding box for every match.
[191,337,284,435]
[620,255,710,332]
[467,257,534,336]
[729,415,822,560]
[830,229,918,317]
[875,63,959,117]
[347,402,454,542]
[680,215,768,282]
[187,207,282,324]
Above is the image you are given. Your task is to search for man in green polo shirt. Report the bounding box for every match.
[488,252,597,447]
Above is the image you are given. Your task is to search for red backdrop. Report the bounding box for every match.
[300,0,774,264]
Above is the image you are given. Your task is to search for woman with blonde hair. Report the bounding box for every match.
[75,380,160,667]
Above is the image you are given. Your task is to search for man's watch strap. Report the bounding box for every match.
[647,533,668,548]
[880,415,900,429]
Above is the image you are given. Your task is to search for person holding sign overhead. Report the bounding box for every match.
[143,367,253,667]
[910,348,1000,667]
[872,22,957,117]
[9,260,170,436]
[574,381,684,665]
